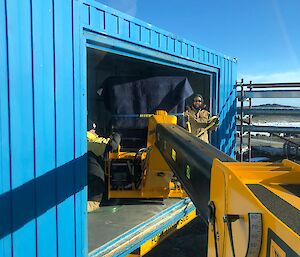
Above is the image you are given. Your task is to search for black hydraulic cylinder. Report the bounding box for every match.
[155,124,235,218]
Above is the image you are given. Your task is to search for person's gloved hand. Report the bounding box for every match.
[208,116,219,131]
[208,116,219,124]
[105,133,121,152]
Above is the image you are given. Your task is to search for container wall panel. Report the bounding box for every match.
[90,7,104,31]
[32,0,57,256]
[200,49,205,63]
[214,54,218,66]
[0,0,86,256]
[218,57,226,151]
[217,57,237,155]
[131,23,141,42]
[0,0,12,256]
[161,35,168,51]
[229,61,237,156]
[54,0,76,256]
[73,2,88,257]
[151,31,159,49]
[81,3,90,26]
[225,59,231,151]
[228,60,236,156]
[82,0,231,69]
[181,43,187,57]
[195,48,200,61]
[210,53,214,65]
[141,27,151,45]
[175,40,181,56]
[119,18,130,39]
[6,1,36,256]
[168,38,175,53]
[189,45,194,59]
[106,13,119,36]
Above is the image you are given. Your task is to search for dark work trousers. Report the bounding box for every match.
[88,151,105,201]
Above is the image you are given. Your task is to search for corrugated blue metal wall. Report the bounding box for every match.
[0,0,236,256]
[0,0,87,257]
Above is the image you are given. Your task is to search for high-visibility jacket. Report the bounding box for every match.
[87,131,110,157]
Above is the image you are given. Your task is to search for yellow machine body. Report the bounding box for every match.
[107,110,187,199]
[106,111,299,256]
[128,209,197,257]
[208,159,300,257]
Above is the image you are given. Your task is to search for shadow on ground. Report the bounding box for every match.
[145,216,207,257]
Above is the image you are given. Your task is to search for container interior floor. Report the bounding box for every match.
[88,198,182,252]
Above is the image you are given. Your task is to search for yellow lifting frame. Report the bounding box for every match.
[208,159,300,257]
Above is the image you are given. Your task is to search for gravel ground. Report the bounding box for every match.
[145,216,208,257]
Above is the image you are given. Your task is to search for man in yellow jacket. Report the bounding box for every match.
[185,94,218,143]
[87,120,120,212]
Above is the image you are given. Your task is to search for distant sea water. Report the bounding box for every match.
[252,115,300,128]
[252,121,300,127]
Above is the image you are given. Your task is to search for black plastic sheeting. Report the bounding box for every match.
[101,76,193,129]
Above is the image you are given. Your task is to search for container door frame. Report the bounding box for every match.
[76,17,221,256]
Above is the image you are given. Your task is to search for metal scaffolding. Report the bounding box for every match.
[236,81,300,162]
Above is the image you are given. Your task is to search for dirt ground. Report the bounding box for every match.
[145,216,208,257]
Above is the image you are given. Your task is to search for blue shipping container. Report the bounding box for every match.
[0,0,237,256]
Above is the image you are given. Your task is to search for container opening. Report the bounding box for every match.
[87,48,212,138]
[86,47,211,253]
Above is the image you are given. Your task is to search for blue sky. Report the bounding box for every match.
[96,0,300,106]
